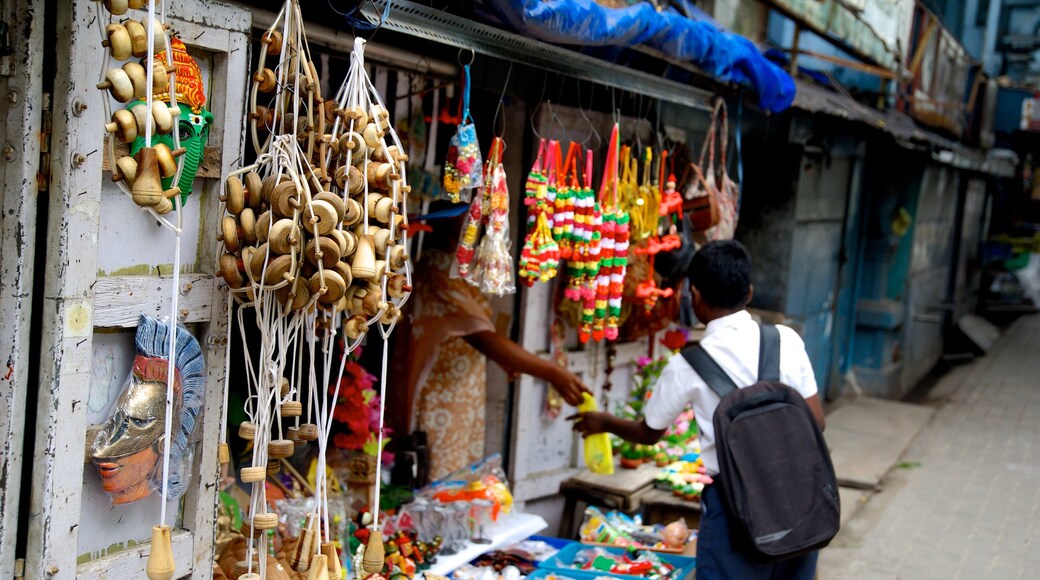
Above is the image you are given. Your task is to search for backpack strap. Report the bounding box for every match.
[758,324,781,382]
[681,345,739,399]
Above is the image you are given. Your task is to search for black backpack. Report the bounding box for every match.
[681,324,840,560]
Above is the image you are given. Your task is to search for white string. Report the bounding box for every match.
[159,187,182,526]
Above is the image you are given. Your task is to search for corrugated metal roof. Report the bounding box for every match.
[792,79,1017,177]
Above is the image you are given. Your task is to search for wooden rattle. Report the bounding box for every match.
[145,525,175,580]
[307,555,330,580]
[255,68,277,93]
[338,131,367,160]
[262,30,283,56]
[105,109,138,143]
[268,219,300,255]
[238,421,257,440]
[344,315,368,340]
[97,67,134,103]
[367,193,397,223]
[291,514,318,572]
[268,439,295,459]
[387,274,412,299]
[322,542,343,579]
[314,191,345,222]
[309,269,346,304]
[219,216,242,253]
[263,255,294,286]
[366,163,394,191]
[275,281,311,311]
[152,143,185,178]
[297,423,319,441]
[131,147,166,207]
[372,228,392,255]
[363,530,386,574]
[362,123,385,151]
[342,106,369,130]
[303,199,338,236]
[271,180,306,218]
[254,211,271,244]
[103,23,132,61]
[281,400,303,417]
[351,234,377,281]
[112,155,137,184]
[98,0,129,16]
[388,245,408,271]
[305,237,341,269]
[343,198,362,226]
[252,512,279,531]
[240,465,267,483]
[218,254,246,291]
[333,261,353,289]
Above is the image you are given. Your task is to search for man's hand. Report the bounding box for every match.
[567,411,611,437]
[550,367,591,407]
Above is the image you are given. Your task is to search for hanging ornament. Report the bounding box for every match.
[470,137,516,295]
[443,64,482,203]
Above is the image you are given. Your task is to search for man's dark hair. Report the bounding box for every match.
[688,240,752,309]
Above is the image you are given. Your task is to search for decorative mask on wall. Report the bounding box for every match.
[91,315,205,505]
[130,37,213,201]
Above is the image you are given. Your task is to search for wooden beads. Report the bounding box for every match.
[256,68,277,93]
[268,439,295,459]
[240,466,267,483]
[281,400,303,417]
[297,423,319,441]
[238,421,257,440]
[103,24,132,61]
[252,512,279,530]
[105,109,137,143]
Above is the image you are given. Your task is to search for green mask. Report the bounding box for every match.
[129,102,213,203]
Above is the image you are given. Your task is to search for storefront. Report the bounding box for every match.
[0,1,1011,579]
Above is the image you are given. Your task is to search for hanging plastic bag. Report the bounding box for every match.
[90,314,205,505]
[443,64,483,203]
[578,393,615,475]
[471,139,516,295]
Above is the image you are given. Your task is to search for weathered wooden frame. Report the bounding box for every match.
[25,1,249,578]
[0,0,44,576]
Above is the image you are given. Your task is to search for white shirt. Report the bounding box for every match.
[642,310,818,475]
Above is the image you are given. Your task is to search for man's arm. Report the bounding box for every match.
[464,330,590,406]
[804,394,825,431]
[568,411,666,446]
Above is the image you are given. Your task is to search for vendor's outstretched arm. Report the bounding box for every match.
[464,330,590,406]
[568,411,665,446]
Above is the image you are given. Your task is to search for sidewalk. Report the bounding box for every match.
[819,314,1040,578]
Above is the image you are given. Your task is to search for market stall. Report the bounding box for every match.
[12,0,781,577]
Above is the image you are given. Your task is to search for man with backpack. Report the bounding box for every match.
[571,240,837,579]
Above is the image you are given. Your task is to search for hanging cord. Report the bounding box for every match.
[735,94,744,214]
[492,61,513,139]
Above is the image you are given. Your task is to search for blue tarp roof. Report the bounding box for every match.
[486,0,796,112]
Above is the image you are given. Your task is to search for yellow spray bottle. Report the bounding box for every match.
[578,393,615,474]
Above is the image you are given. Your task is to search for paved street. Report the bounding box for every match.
[819,314,1040,579]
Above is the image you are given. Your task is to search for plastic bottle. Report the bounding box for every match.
[579,393,615,474]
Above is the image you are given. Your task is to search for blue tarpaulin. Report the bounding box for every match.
[486,0,796,112]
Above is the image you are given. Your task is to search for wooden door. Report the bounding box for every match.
[24,1,249,578]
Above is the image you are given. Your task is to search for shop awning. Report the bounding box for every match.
[793,79,1017,178]
[484,0,796,113]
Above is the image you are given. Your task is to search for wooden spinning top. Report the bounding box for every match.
[238,421,257,440]
[281,400,303,417]
[306,554,330,580]
[290,514,317,572]
[145,525,175,580]
[105,109,137,143]
[352,234,377,281]
[268,439,295,459]
[363,530,386,574]
[252,512,279,530]
[297,423,319,441]
[322,541,343,579]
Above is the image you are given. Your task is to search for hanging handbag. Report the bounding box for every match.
[685,97,739,240]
